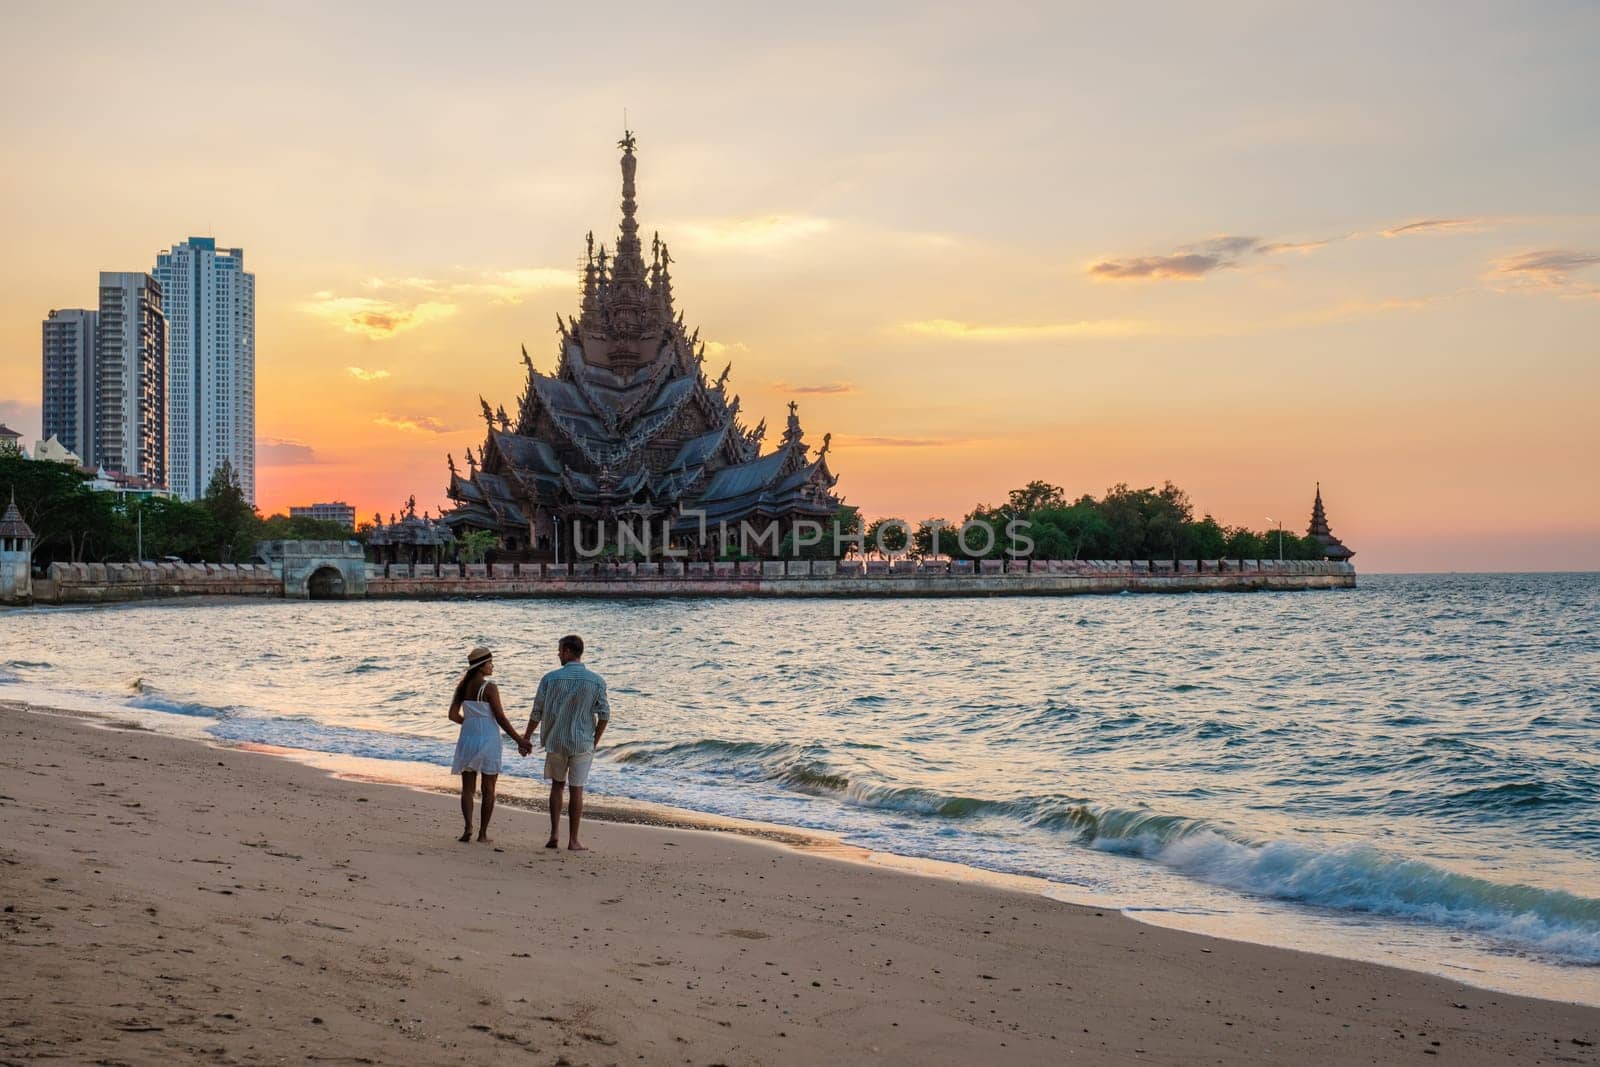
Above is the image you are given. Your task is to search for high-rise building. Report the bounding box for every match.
[96,272,166,486]
[154,237,256,503]
[41,308,100,465]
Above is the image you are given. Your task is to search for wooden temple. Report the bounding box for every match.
[442,132,843,559]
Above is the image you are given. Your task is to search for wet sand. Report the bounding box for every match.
[2,701,1596,1065]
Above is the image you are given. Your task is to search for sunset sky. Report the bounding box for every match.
[2,2,1596,571]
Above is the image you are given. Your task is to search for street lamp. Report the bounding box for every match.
[1265,516,1283,561]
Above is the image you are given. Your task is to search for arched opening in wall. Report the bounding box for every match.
[307,565,346,600]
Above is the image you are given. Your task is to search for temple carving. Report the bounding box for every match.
[443,132,843,558]
[1307,483,1354,561]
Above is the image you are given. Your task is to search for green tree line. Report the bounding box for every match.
[0,454,359,566]
[875,480,1326,561]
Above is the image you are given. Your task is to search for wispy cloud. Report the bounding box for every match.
[305,267,572,338]
[702,340,749,359]
[302,294,458,340]
[1488,249,1600,298]
[372,414,455,434]
[838,434,977,448]
[1088,233,1340,282]
[259,437,321,465]
[346,366,391,382]
[773,380,856,395]
[898,318,1157,340]
[462,268,574,304]
[672,215,833,250]
[0,398,36,435]
[1381,217,1486,238]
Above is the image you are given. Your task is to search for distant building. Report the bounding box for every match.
[87,466,172,502]
[96,272,167,488]
[31,435,82,467]
[0,423,21,455]
[290,501,357,529]
[154,237,256,504]
[1307,484,1354,561]
[41,308,99,465]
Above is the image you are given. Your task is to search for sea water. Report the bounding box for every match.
[4,573,1597,1003]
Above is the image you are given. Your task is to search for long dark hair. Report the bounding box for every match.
[451,661,491,708]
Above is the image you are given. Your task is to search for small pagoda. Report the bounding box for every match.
[1307,483,1354,561]
[442,131,842,559]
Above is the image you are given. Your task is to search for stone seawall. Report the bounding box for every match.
[31,558,1355,604]
[37,561,281,605]
[364,559,1356,599]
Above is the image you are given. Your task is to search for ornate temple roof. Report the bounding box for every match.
[444,132,842,541]
[0,493,33,540]
[1306,483,1354,560]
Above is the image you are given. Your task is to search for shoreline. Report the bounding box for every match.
[10,692,1600,1010]
[3,701,1597,1064]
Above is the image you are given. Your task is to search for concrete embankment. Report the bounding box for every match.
[28,557,1355,604]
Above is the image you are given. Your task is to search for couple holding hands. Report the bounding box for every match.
[448,634,610,850]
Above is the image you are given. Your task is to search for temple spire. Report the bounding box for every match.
[1306,482,1354,561]
[615,129,644,276]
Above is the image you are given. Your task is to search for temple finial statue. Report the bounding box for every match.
[521,343,533,371]
[447,452,458,476]
[496,405,511,431]
[480,396,495,428]
[465,446,477,472]
[405,495,417,519]
[818,432,832,458]
[716,362,732,390]
[783,400,803,445]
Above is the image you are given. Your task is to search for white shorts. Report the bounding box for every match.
[544,750,594,788]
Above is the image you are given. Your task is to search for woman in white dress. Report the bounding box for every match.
[449,646,530,843]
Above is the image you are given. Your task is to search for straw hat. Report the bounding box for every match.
[466,646,493,669]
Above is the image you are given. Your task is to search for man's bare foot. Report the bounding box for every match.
[544,838,559,849]
[458,829,472,843]
[567,841,589,852]
[476,834,492,844]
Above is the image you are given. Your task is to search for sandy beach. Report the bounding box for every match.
[2,702,1596,1066]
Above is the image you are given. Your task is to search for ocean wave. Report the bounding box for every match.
[126,693,228,718]
[605,734,1600,963]
[1120,831,1600,964]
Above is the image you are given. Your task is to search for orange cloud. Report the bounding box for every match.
[346,366,391,381]
[1489,249,1600,296]
[302,294,458,340]
[671,215,832,250]
[773,380,855,395]
[259,437,320,465]
[372,414,455,434]
[1381,217,1486,238]
[1089,233,1342,281]
[898,318,1156,340]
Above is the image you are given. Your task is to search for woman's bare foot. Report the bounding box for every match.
[458,828,472,843]
[567,841,589,852]
[476,834,493,844]
[544,837,559,849]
